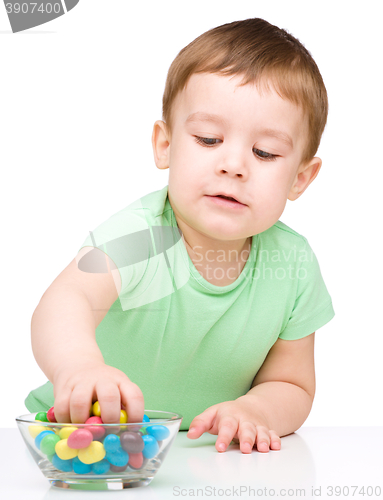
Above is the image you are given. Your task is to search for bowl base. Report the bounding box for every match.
[50,477,153,490]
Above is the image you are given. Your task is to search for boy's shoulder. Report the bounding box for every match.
[97,186,171,231]
[123,185,171,221]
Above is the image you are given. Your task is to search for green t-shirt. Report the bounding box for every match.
[25,185,335,429]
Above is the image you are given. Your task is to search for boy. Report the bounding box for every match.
[26,18,335,454]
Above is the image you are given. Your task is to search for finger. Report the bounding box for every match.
[215,416,238,452]
[119,380,145,423]
[69,384,94,424]
[255,426,271,453]
[269,430,281,451]
[53,387,72,423]
[237,421,256,454]
[95,380,121,424]
[187,406,218,439]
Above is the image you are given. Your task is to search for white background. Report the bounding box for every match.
[1,1,382,428]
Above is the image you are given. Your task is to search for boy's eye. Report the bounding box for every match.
[194,137,277,162]
[194,136,221,147]
[253,148,277,162]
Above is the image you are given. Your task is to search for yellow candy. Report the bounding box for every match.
[119,409,128,430]
[120,410,127,423]
[28,425,48,439]
[78,441,105,464]
[55,439,79,460]
[58,427,78,440]
[92,401,101,417]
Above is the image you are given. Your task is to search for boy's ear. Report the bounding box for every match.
[152,120,171,170]
[288,157,322,201]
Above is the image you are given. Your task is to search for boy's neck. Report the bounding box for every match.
[181,233,252,264]
[181,231,252,287]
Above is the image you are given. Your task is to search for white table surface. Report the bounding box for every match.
[2,427,382,499]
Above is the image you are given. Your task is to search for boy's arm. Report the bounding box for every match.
[187,332,315,453]
[31,247,144,424]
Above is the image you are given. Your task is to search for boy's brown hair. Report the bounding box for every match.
[162,18,328,165]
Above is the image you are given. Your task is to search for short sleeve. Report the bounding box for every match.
[77,205,190,312]
[279,239,335,340]
[77,209,151,299]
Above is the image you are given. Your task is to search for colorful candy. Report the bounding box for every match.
[146,425,170,441]
[47,407,57,423]
[142,435,159,459]
[55,439,79,460]
[105,448,129,467]
[92,459,110,475]
[103,433,121,453]
[72,456,91,474]
[30,403,168,476]
[40,433,61,455]
[78,441,106,464]
[85,416,105,440]
[128,452,144,469]
[92,401,101,417]
[35,412,49,422]
[58,426,77,440]
[35,430,55,449]
[120,431,144,453]
[51,454,73,472]
[67,429,93,449]
[29,424,49,439]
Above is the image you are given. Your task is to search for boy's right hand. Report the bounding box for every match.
[52,361,144,425]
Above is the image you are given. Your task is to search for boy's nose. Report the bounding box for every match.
[216,151,248,179]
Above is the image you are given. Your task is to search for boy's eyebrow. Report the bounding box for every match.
[185,112,228,126]
[185,112,293,148]
[258,128,294,148]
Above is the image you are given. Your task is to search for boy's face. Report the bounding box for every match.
[153,72,321,246]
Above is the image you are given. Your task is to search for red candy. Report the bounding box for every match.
[47,407,57,423]
[85,416,105,440]
[128,452,144,469]
[67,428,93,449]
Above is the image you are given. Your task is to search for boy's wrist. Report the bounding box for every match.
[241,381,314,437]
[234,393,272,429]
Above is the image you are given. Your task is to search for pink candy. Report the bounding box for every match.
[47,407,56,423]
[67,429,93,449]
[85,416,105,440]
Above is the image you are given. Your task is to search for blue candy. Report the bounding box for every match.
[103,434,121,453]
[142,435,159,459]
[106,448,129,467]
[35,430,55,450]
[146,425,170,441]
[142,414,150,423]
[92,459,110,475]
[51,454,73,472]
[72,456,91,474]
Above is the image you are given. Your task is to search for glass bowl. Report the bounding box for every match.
[16,410,182,490]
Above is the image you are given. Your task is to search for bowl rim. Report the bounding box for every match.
[16,409,183,426]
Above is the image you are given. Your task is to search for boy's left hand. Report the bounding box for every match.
[186,396,281,454]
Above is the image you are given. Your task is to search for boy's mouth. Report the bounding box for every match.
[207,193,246,207]
[216,195,237,202]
